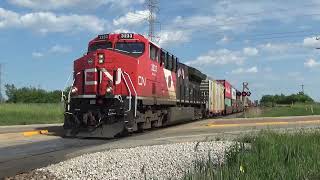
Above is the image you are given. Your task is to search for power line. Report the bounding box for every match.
[158,2,320,21]
[179,32,318,47]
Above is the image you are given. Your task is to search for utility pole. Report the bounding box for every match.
[0,63,3,103]
[146,0,159,42]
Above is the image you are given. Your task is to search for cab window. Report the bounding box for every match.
[150,44,159,62]
[160,50,166,66]
[168,53,173,70]
[88,42,112,53]
[172,56,177,72]
[165,53,169,69]
[115,42,145,57]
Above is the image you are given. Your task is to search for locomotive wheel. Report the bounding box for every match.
[151,121,157,129]
[137,122,144,133]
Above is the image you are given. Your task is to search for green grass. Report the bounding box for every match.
[245,103,320,118]
[0,103,64,125]
[183,131,320,180]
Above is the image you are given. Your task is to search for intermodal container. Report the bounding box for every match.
[217,80,232,99]
[225,98,233,114]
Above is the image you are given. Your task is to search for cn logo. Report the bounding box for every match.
[138,76,146,86]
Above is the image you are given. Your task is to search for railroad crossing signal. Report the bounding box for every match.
[241,91,251,97]
[242,82,251,96]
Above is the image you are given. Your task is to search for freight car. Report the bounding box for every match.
[200,79,224,117]
[63,33,247,138]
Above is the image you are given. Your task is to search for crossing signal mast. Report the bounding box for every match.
[146,0,159,42]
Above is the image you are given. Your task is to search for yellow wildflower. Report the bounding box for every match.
[240,165,245,173]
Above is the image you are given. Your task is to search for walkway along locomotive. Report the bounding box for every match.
[63,33,246,138]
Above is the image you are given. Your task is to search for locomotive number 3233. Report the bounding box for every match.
[120,33,134,39]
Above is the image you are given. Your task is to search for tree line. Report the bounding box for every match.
[260,93,314,106]
[4,84,64,103]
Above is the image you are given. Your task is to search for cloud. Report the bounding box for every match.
[158,30,191,45]
[304,58,320,68]
[113,10,149,26]
[33,44,72,58]
[171,15,251,33]
[112,28,130,33]
[49,45,72,53]
[243,47,258,56]
[186,46,260,67]
[186,49,245,66]
[303,36,320,48]
[231,66,258,74]
[8,0,145,10]
[217,35,230,44]
[258,43,295,54]
[32,52,43,58]
[0,8,105,33]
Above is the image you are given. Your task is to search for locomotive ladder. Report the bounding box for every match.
[121,71,137,117]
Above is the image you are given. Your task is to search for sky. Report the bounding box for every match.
[0,0,320,101]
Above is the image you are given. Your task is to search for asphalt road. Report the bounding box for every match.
[1,115,320,178]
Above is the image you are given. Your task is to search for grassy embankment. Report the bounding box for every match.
[0,103,63,125]
[0,103,319,125]
[245,103,320,118]
[184,131,320,180]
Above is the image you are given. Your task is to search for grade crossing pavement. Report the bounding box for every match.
[1,115,320,178]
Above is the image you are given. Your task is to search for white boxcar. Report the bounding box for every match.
[201,79,225,116]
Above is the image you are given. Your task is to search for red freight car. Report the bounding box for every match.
[216,80,233,115]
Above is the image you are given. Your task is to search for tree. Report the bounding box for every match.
[4,84,62,103]
[260,93,314,106]
[5,84,17,103]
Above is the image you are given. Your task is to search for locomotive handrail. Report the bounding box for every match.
[122,71,137,117]
[121,72,132,113]
[61,71,73,103]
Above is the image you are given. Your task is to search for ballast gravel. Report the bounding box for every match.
[12,141,233,180]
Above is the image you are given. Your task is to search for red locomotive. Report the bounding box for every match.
[64,33,206,138]
[63,33,248,138]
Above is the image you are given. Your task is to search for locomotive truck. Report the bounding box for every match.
[63,33,246,138]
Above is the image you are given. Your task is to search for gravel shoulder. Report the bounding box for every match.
[9,141,233,180]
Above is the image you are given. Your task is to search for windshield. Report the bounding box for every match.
[88,42,112,53]
[115,42,145,57]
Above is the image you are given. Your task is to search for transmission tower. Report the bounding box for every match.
[301,84,304,94]
[146,0,159,42]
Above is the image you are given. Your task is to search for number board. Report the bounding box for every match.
[98,34,109,40]
[120,33,134,39]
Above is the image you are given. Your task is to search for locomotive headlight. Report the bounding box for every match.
[106,87,113,93]
[98,54,104,64]
[71,87,78,94]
